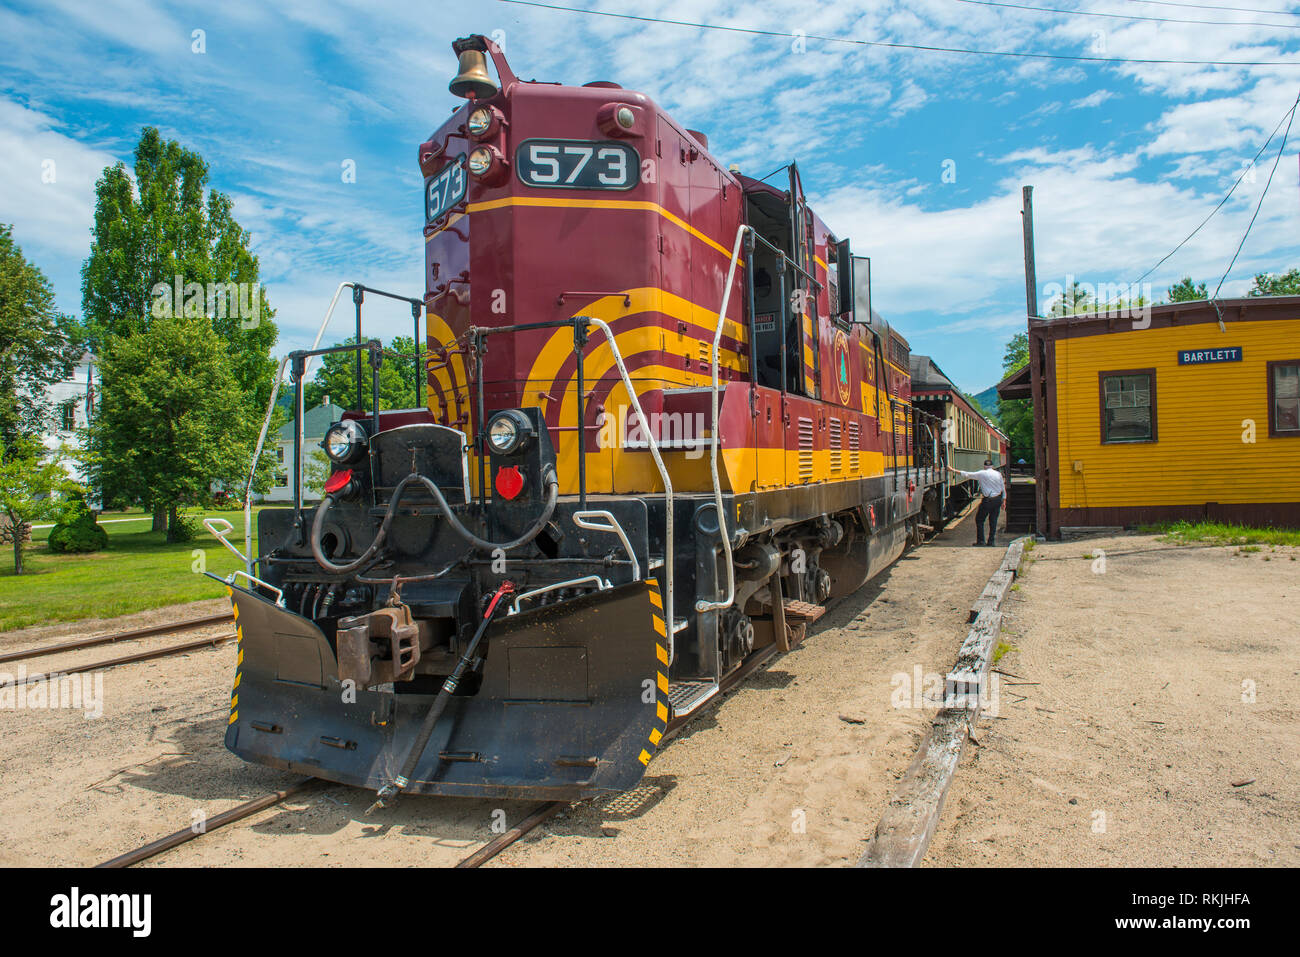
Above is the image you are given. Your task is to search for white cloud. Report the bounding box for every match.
[1071,89,1114,109]
[0,98,120,283]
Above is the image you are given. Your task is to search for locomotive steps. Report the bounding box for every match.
[858,537,1029,868]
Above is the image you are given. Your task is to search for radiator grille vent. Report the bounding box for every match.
[797,416,814,482]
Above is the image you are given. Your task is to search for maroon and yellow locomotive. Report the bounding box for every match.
[220,36,946,803]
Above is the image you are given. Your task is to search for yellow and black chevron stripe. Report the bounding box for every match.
[227,586,243,726]
[639,578,670,766]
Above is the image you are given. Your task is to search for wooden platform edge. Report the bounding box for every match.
[857,536,1031,869]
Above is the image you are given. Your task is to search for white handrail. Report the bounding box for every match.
[572,509,640,582]
[241,281,355,574]
[583,316,676,662]
[228,569,285,607]
[695,224,748,614]
[203,517,248,566]
[509,575,609,615]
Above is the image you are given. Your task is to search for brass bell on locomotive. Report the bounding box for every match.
[449,38,498,100]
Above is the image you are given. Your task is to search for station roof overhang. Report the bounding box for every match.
[996,363,1032,400]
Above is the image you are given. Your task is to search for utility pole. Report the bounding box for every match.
[1021,186,1038,320]
[1022,185,1050,538]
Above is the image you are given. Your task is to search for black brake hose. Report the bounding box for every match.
[311,468,560,575]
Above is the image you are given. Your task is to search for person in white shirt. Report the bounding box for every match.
[947,459,1006,547]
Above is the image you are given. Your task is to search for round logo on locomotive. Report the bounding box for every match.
[834,330,852,405]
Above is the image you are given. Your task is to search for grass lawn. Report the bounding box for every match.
[0,508,273,632]
[1142,519,1300,548]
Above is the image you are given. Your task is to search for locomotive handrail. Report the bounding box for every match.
[203,517,249,566]
[227,569,285,607]
[240,281,352,573]
[572,510,640,582]
[508,575,610,615]
[243,354,291,575]
[697,224,749,615]
[582,316,676,658]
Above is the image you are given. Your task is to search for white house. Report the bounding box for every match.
[38,351,97,487]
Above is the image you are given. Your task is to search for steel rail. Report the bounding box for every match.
[11,632,236,686]
[454,801,568,868]
[96,778,320,868]
[0,613,234,665]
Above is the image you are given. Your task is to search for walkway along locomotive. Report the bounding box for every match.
[214,35,949,804]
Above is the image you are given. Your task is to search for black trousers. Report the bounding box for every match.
[976,494,1003,544]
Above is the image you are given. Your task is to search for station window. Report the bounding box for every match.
[1100,369,1156,443]
[59,400,77,432]
[1268,360,1300,437]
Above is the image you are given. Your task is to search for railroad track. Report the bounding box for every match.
[1,612,236,685]
[93,639,785,869]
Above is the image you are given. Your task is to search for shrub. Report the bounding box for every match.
[166,513,198,543]
[47,513,109,553]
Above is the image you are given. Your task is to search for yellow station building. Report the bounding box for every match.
[1000,296,1300,537]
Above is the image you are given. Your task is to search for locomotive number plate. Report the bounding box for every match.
[425,155,467,223]
[515,139,639,190]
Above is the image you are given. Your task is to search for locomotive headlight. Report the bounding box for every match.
[486,409,533,456]
[468,146,494,176]
[615,106,635,129]
[467,108,492,136]
[322,419,367,465]
[466,144,508,185]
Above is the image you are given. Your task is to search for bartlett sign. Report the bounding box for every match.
[1178,347,1242,366]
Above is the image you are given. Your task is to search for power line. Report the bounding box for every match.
[1126,0,1300,17]
[1109,90,1300,302]
[498,0,1300,67]
[1211,89,1298,297]
[954,0,1300,28]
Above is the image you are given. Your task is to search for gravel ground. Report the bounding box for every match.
[6,523,1291,867]
[926,532,1300,867]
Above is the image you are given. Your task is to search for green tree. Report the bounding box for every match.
[303,335,423,412]
[1002,331,1029,372]
[0,440,80,574]
[0,225,84,448]
[87,315,260,542]
[996,332,1034,466]
[81,127,279,528]
[1047,282,1094,317]
[1167,276,1208,302]
[1248,268,1300,296]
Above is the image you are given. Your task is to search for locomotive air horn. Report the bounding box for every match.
[449,37,498,99]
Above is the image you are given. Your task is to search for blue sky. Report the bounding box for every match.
[2,0,1298,394]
